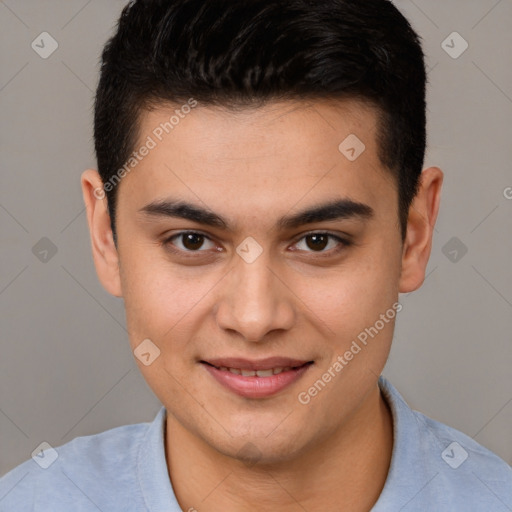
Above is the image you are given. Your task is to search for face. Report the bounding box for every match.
[83,98,437,465]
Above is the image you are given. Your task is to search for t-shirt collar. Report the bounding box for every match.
[137,376,426,511]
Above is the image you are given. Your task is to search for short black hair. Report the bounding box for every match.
[94,0,427,244]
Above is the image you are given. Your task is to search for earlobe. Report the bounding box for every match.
[80,169,123,298]
[398,167,443,293]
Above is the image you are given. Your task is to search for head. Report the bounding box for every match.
[82,0,442,465]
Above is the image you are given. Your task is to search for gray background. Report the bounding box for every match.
[0,0,511,477]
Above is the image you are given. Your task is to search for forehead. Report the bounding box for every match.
[118,98,397,230]
[139,98,380,163]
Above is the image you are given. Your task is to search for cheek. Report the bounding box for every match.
[292,255,400,342]
[120,252,222,356]
[121,261,208,401]
[119,254,183,340]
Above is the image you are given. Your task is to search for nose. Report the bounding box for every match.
[215,251,295,343]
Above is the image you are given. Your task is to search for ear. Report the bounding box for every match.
[399,167,443,293]
[80,169,123,297]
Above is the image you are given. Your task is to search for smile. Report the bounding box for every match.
[200,360,314,399]
[209,364,302,377]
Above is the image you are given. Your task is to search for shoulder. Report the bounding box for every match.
[0,416,156,512]
[415,409,512,500]
[376,377,512,511]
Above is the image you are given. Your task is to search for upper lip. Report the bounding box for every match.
[201,357,313,371]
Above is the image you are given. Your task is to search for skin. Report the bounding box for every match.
[81,98,443,511]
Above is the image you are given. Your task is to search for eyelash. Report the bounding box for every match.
[162,230,352,258]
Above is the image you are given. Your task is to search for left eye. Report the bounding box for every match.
[164,231,348,254]
[293,232,347,253]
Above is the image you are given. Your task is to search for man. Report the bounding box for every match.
[1,0,510,510]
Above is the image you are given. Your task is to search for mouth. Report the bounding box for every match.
[200,358,314,399]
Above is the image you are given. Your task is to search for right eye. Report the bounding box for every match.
[163,231,218,254]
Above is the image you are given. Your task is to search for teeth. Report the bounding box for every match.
[215,366,301,376]
[255,369,274,377]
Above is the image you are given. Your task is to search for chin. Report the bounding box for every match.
[218,428,311,467]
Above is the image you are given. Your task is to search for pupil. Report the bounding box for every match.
[183,233,204,250]
[307,234,328,251]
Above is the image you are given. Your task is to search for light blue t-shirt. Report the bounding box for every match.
[1,377,510,511]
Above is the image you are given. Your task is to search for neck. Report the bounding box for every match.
[165,383,393,512]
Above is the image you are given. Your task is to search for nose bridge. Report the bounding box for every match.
[215,248,294,342]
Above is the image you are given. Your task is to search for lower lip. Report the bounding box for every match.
[202,363,312,399]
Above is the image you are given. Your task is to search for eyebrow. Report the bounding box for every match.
[138,197,374,231]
